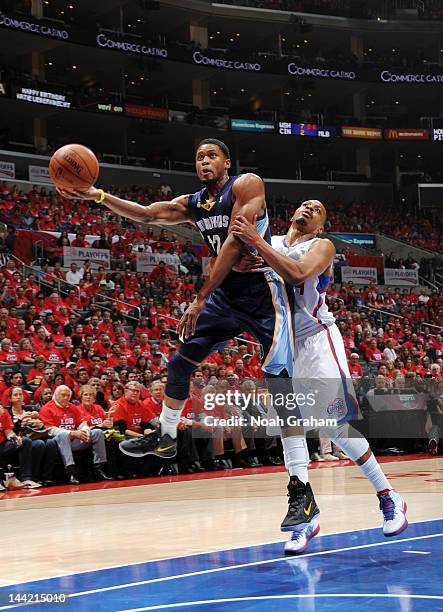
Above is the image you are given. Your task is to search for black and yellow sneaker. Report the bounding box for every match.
[119,431,159,458]
[152,433,178,459]
[281,476,320,532]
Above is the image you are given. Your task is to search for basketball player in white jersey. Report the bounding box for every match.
[231,200,408,554]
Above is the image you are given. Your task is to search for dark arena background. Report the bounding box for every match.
[0,1,442,611]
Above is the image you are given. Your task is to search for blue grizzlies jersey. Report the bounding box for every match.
[188,175,272,257]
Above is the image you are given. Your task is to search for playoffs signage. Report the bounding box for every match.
[384,268,419,286]
[29,165,51,184]
[341,267,378,285]
[0,162,15,179]
[136,252,180,273]
[64,247,111,270]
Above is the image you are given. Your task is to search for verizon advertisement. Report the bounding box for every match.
[341,267,378,284]
[384,268,419,286]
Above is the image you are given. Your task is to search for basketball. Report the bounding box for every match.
[49,144,99,191]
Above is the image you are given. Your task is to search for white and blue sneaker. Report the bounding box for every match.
[377,489,408,537]
[284,519,320,555]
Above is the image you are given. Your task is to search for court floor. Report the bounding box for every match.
[0,455,442,611]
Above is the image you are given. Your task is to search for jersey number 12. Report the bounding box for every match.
[208,234,221,254]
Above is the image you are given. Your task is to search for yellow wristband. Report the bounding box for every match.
[94,189,105,204]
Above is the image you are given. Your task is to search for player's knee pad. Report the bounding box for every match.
[165,352,198,401]
[322,423,369,462]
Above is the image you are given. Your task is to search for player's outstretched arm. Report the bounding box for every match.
[57,186,190,225]
[177,174,265,339]
[231,215,336,285]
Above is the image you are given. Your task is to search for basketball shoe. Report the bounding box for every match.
[152,433,178,459]
[281,476,320,531]
[377,489,408,537]
[284,519,320,555]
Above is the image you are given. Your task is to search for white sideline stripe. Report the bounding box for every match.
[402,550,430,555]
[118,593,443,612]
[3,518,439,589]
[0,531,440,611]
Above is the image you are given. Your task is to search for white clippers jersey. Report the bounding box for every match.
[271,235,335,340]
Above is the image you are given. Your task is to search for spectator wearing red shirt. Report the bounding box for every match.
[0,338,20,365]
[39,385,108,484]
[365,339,385,363]
[348,353,363,378]
[111,382,155,437]
[78,385,112,428]
[142,380,164,424]
[41,336,64,364]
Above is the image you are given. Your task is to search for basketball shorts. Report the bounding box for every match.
[179,270,294,376]
[292,323,359,428]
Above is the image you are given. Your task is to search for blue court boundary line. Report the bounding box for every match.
[1,517,442,589]
[0,519,442,610]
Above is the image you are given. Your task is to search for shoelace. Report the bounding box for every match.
[379,494,396,521]
[290,530,305,542]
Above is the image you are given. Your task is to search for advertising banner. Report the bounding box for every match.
[96,102,124,114]
[63,247,111,270]
[95,33,167,58]
[192,51,261,72]
[384,128,428,140]
[231,119,275,132]
[0,14,69,40]
[341,266,378,284]
[136,252,181,273]
[126,104,168,121]
[331,233,376,248]
[28,165,51,184]
[384,268,419,286]
[342,126,382,140]
[0,161,15,179]
[287,63,357,81]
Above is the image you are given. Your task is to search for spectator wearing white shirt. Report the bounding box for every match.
[65,263,84,286]
[382,339,397,364]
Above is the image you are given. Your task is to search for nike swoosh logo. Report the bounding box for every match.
[303,501,312,516]
[157,444,176,452]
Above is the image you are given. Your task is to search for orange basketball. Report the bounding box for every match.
[49,144,99,191]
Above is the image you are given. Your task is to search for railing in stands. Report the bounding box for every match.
[6,254,142,324]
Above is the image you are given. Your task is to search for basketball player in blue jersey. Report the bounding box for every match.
[232,200,408,554]
[58,138,294,460]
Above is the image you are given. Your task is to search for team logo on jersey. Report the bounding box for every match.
[198,198,216,212]
[326,397,346,417]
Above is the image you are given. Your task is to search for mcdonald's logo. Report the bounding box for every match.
[384,128,428,140]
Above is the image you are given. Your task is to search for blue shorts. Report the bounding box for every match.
[179,270,294,376]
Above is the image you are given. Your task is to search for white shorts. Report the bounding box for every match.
[292,323,359,429]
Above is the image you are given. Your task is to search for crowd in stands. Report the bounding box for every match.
[0,180,441,491]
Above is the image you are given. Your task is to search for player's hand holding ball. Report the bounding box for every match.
[49,144,102,200]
